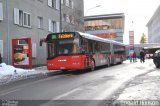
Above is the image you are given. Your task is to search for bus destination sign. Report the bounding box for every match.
[50,33,74,40]
[58,34,74,39]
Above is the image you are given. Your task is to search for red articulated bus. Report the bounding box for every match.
[40,32,126,72]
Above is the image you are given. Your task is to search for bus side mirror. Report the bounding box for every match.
[40,40,43,46]
[40,38,46,46]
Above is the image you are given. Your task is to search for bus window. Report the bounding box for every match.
[47,43,55,58]
[72,34,80,54]
[72,44,80,54]
[53,38,81,55]
[80,39,89,53]
[95,42,101,53]
[88,40,95,54]
[73,34,79,46]
[64,49,69,54]
[85,40,89,53]
[113,44,125,54]
[57,40,73,55]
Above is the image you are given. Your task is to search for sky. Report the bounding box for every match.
[84,0,160,44]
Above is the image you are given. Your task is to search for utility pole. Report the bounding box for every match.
[6,0,10,64]
[59,0,62,32]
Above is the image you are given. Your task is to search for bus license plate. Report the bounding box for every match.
[60,67,65,69]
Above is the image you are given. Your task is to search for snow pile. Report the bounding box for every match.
[0,63,44,85]
[148,71,160,77]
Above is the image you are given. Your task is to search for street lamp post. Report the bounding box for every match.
[6,0,10,64]
[59,0,62,32]
[85,5,101,16]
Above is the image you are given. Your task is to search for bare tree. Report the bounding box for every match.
[61,5,84,32]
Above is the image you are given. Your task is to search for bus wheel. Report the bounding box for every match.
[90,60,95,71]
[155,62,159,68]
[62,70,68,73]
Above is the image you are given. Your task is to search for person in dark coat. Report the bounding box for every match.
[140,50,145,63]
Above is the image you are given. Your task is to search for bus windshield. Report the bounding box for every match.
[47,35,80,59]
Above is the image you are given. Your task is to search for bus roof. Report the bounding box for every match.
[77,32,125,46]
[143,46,160,49]
[46,32,125,46]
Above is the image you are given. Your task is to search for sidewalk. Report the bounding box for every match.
[0,63,60,86]
[115,59,160,100]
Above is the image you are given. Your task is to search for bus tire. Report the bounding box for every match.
[90,59,95,71]
[155,62,159,68]
[62,70,68,73]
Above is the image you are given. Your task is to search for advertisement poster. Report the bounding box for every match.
[129,31,134,50]
[12,38,32,68]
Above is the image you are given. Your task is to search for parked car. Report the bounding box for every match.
[153,50,160,68]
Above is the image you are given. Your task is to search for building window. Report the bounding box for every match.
[69,0,72,7]
[70,16,74,24]
[38,16,43,29]
[19,10,23,26]
[49,19,60,32]
[66,0,69,7]
[23,12,31,27]
[0,2,3,21]
[14,8,31,27]
[62,13,71,23]
[66,14,70,23]
[48,0,59,10]
[61,0,64,4]
[69,0,73,8]
[49,20,56,32]
[64,0,73,8]
[37,0,43,3]
[63,14,67,21]
[71,1,74,8]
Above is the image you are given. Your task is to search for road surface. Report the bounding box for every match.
[0,59,158,106]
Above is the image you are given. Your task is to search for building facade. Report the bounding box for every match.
[0,0,84,66]
[126,43,160,58]
[61,0,84,32]
[147,5,160,43]
[84,13,125,43]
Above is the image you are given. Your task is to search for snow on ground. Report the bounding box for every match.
[116,72,160,100]
[0,63,48,85]
[116,60,160,100]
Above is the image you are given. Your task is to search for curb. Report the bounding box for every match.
[0,70,61,86]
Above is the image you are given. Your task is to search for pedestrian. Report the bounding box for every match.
[149,54,151,59]
[129,53,133,62]
[140,50,145,63]
[132,52,137,62]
